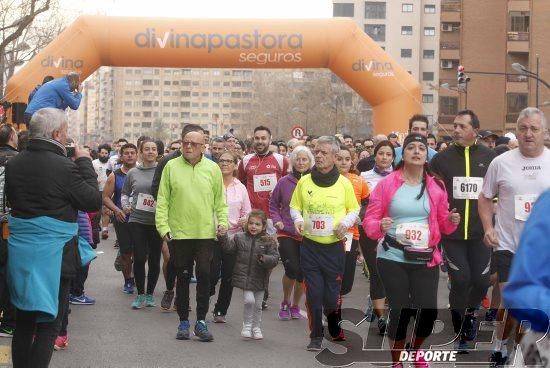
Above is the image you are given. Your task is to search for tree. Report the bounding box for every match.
[0,0,65,95]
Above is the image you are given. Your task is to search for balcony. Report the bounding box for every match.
[507,32,529,53]
[506,74,528,93]
[508,0,530,12]
[440,41,460,60]
[441,1,461,22]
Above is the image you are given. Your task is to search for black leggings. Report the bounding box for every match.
[359,226,385,300]
[277,237,303,282]
[12,278,71,368]
[377,258,439,341]
[341,239,359,296]
[443,239,491,333]
[130,222,162,295]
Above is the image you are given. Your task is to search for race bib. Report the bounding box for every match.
[136,193,156,212]
[308,214,334,237]
[514,194,538,221]
[396,223,429,248]
[453,177,483,200]
[253,173,277,193]
[344,232,354,252]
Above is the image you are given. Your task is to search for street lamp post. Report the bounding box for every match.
[441,82,468,110]
[512,56,548,108]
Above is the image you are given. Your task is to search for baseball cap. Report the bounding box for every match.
[478,130,498,140]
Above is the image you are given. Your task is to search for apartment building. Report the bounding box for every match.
[438,0,550,135]
[75,66,255,145]
[333,0,441,126]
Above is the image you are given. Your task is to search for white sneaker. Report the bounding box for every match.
[241,326,252,339]
[252,327,263,340]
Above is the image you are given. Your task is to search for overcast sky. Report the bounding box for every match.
[60,0,333,19]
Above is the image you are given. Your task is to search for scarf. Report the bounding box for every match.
[373,165,393,177]
[292,168,311,180]
[311,165,340,187]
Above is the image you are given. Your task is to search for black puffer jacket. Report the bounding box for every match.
[222,232,279,292]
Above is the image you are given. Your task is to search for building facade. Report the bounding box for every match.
[333,0,441,126]
[438,0,550,135]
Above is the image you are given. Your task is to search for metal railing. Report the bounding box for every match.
[506,74,528,82]
[440,41,460,50]
[507,32,529,41]
[441,1,461,12]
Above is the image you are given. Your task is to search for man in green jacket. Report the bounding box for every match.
[156,130,228,342]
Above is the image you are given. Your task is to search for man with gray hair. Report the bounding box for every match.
[290,136,359,351]
[479,107,550,366]
[5,107,101,367]
[24,72,82,126]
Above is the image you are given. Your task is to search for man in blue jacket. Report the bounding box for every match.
[24,72,82,126]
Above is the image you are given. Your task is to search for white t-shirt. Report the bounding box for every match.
[481,148,550,253]
[92,159,110,191]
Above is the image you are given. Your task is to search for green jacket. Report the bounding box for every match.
[156,155,228,240]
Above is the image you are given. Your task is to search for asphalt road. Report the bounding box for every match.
[0,228,523,367]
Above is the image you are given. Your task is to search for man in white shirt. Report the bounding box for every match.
[93,144,112,240]
[479,107,550,366]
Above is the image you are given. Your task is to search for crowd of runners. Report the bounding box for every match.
[0,79,549,368]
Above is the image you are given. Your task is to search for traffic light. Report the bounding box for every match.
[457,65,470,85]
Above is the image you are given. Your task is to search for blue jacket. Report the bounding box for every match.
[7,216,96,322]
[25,77,82,115]
[503,190,550,333]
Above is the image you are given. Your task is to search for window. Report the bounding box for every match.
[402,3,413,12]
[142,79,153,86]
[125,69,132,74]
[507,93,528,113]
[365,2,386,19]
[423,50,435,59]
[124,90,131,95]
[242,92,252,98]
[364,24,386,42]
[424,27,436,36]
[422,94,434,103]
[192,81,200,86]
[440,96,458,115]
[163,102,170,107]
[124,80,133,86]
[192,92,199,97]
[181,101,191,108]
[181,91,191,97]
[172,81,179,86]
[172,91,179,96]
[124,101,132,107]
[202,103,209,108]
[182,112,190,118]
[510,12,530,32]
[213,103,220,108]
[422,72,434,81]
[213,81,221,87]
[171,113,178,118]
[182,80,191,86]
[133,123,140,127]
[172,102,179,107]
[223,92,231,98]
[143,111,152,118]
[333,3,354,17]
[192,102,199,107]
[142,122,151,128]
[232,81,242,87]
[232,70,243,77]
[401,26,413,35]
[223,103,230,108]
[202,81,209,87]
[231,92,242,98]
[134,91,141,96]
[164,81,171,86]
[223,82,230,87]
[424,4,436,13]
[202,92,209,97]
[124,122,131,127]
[401,49,412,58]
[133,112,140,117]
[163,91,170,96]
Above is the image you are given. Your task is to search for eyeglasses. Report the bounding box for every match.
[365,145,374,149]
[182,141,203,148]
[218,159,235,165]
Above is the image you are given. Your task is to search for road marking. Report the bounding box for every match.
[96,251,104,255]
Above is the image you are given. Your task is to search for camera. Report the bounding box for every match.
[66,145,75,158]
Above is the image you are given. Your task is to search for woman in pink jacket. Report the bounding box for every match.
[363,134,460,368]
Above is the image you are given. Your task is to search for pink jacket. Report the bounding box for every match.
[363,170,458,268]
[225,178,252,236]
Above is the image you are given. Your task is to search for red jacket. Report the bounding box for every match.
[363,169,457,268]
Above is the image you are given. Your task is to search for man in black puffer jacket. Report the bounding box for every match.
[5,107,101,368]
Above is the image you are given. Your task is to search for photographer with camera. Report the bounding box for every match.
[5,107,101,367]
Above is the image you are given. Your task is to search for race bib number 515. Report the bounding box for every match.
[253,173,277,193]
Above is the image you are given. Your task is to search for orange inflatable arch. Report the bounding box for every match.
[5,16,421,133]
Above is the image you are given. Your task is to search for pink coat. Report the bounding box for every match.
[363,170,458,268]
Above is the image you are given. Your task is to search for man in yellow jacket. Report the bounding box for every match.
[156,130,228,342]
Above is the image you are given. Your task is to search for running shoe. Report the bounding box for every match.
[0,326,14,338]
[307,337,323,351]
[462,314,478,341]
[161,290,174,311]
[290,304,302,319]
[190,276,197,283]
[413,354,430,368]
[54,335,69,350]
[455,338,469,354]
[145,294,156,307]
[278,301,291,321]
[123,280,135,294]
[332,329,346,341]
[101,229,109,240]
[131,295,146,309]
[481,296,491,310]
[262,300,268,310]
[489,351,508,367]
[241,325,252,339]
[327,310,342,339]
[213,311,226,323]
[485,309,498,324]
[176,320,190,340]
[252,327,263,340]
[113,240,119,248]
[194,320,213,342]
[69,294,96,305]
[378,317,387,336]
